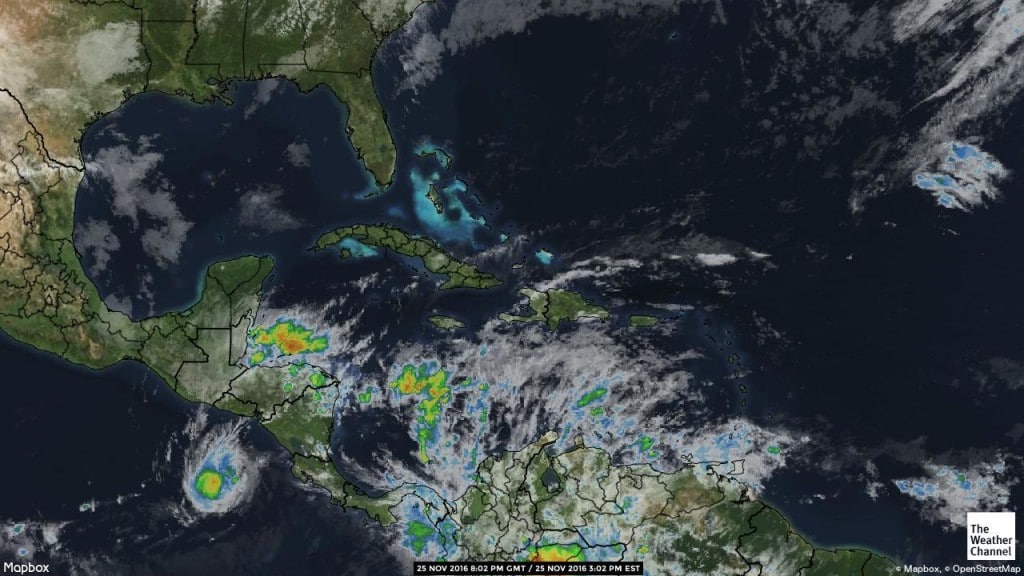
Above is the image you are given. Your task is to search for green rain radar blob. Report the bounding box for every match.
[195,468,225,499]
[576,387,608,408]
[406,521,437,555]
[183,425,256,514]
[309,371,327,388]
[638,436,655,452]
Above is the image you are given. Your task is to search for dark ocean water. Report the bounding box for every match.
[373,1,1023,565]
[0,334,187,521]
[0,333,404,574]
[3,0,1020,570]
[395,2,1024,451]
[74,80,506,323]
[75,81,386,320]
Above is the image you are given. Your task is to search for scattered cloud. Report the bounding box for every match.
[321,304,798,500]
[140,220,195,268]
[100,272,156,318]
[854,0,1023,210]
[967,357,1024,397]
[355,0,426,33]
[892,456,1018,530]
[535,256,643,291]
[84,142,194,268]
[74,218,120,275]
[238,185,304,232]
[285,139,311,167]
[74,22,144,85]
[103,292,133,317]
[244,78,283,119]
[391,0,686,92]
[695,253,737,267]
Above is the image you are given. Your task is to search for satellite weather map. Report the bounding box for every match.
[0,0,1022,574]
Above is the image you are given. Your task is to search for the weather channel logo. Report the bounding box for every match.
[967,512,1016,561]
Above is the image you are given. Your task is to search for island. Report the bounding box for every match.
[499,288,610,329]
[629,315,659,327]
[425,183,445,214]
[312,224,502,290]
[427,315,466,330]
[415,142,454,170]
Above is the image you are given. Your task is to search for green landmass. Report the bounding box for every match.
[264,384,335,459]
[0,0,402,187]
[265,426,902,571]
[447,432,900,574]
[427,315,466,330]
[499,288,610,329]
[290,454,403,524]
[629,315,659,327]
[218,363,312,420]
[149,0,396,182]
[312,224,502,290]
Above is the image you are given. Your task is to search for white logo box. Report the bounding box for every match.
[967,512,1016,561]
